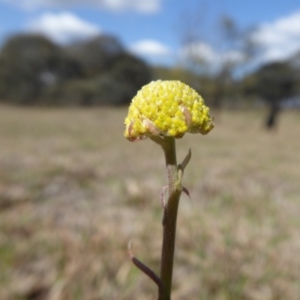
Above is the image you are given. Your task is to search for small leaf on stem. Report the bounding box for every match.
[178,148,192,172]
[182,186,191,199]
[128,241,163,290]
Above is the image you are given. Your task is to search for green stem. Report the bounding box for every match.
[158,137,181,300]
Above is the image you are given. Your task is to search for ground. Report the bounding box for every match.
[0,105,300,300]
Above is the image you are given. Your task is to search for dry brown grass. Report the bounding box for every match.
[0,105,300,300]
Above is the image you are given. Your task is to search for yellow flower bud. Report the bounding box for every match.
[124,80,214,141]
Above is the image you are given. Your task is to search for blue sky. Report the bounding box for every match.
[0,0,300,69]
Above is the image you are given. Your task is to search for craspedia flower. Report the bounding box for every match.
[124,80,214,141]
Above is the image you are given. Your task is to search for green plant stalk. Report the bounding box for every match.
[158,136,182,300]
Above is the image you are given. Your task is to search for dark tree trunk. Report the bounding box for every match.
[265,100,280,130]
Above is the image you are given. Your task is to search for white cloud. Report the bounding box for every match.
[26,12,101,44]
[181,42,216,64]
[102,0,160,13]
[0,0,161,13]
[129,39,171,57]
[252,10,300,63]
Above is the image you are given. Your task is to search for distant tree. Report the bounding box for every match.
[179,11,258,111]
[63,40,152,106]
[0,33,152,106]
[248,61,298,129]
[110,53,152,92]
[208,16,259,111]
[0,34,83,104]
[288,51,300,93]
[65,34,125,78]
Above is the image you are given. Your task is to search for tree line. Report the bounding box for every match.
[0,33,152,106]
[0,32,299,115]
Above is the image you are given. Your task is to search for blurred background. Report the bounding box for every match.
[0,0,300,299]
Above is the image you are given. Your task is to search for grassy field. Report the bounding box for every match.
[0,105,300,300]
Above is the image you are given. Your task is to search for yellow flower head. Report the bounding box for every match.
[124,80,214,141]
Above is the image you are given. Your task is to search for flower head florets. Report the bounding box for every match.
[124,80,214,141]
